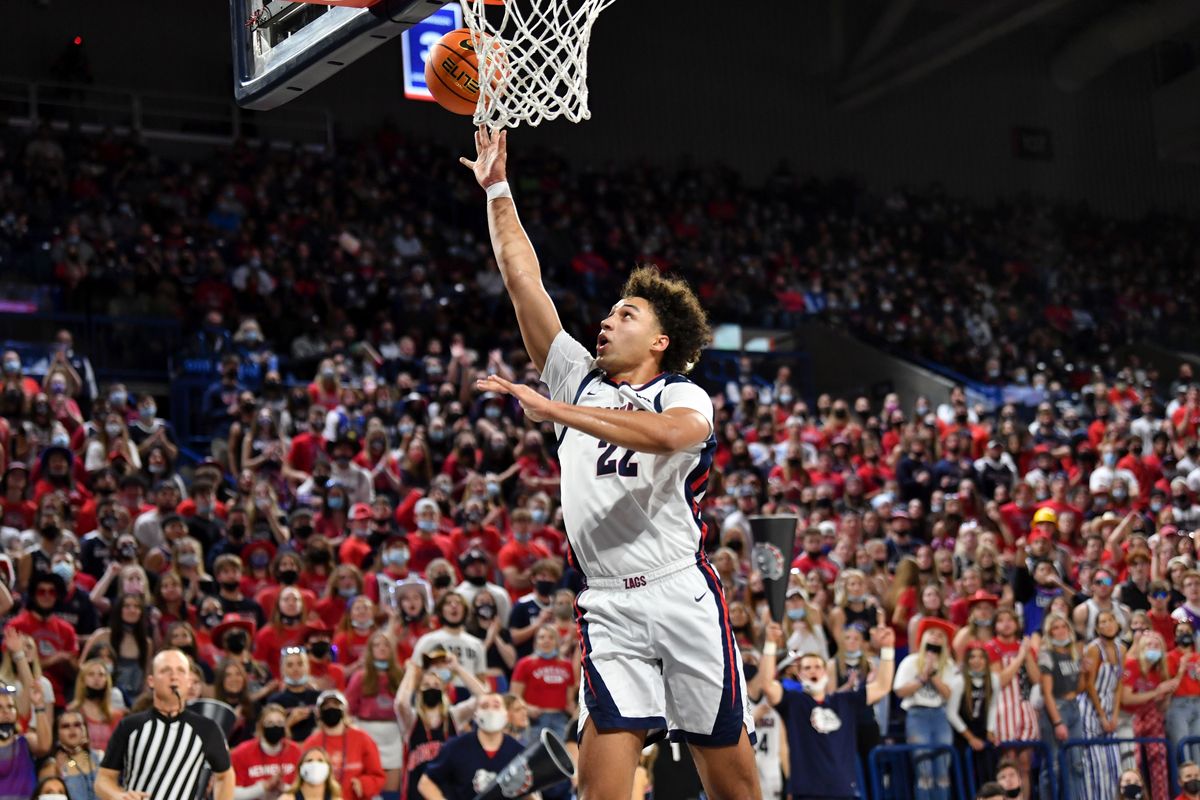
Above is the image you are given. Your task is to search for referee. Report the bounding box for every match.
[96,649,235,800]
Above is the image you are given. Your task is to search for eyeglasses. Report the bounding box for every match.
[1094,577,1114,587]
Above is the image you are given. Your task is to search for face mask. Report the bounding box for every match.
[536,648,557,660]
[0,722,14,740]
[844,650,862,661]
[474,709,508,733]
[1113,489,1128,501]
[800,678,825,694]
[219,580,240,593]
[475,604,496,621]
[140,404,156,419]
[786,608,807,621]
[421,687,443,707]
[417,519,437,533]
[383,549,409,567]
[293,523,313,539]
[225,631,248,654]
[326,496,344,510]
[228,524,246,539]
[40,795,68,800]
[433,667,452,683]
[105,423,122,438]
[177,553,199,568]
[530,509,547,525]
[351,618,372,631]
[300,761,330,785]
[1151,501,1164,513]
[284,675,309,687]
[319,706,343,727]
[338,587,357,599]
[465,573,487,587]
[373,659,390,670]
[1145,649,1163,663]
[280,613,302,627]
[484,406,502,420]
[52,561,74,584]
[535,579,557,597]
[1184,780,1200,796]
[1005,789,1021,799]
[351,525,370,539]
[262,724,286,746]
[925,643,943,655]
[309,641,331,659]
[974,616,993,627]
[2,360,17,375]
[1121,785,1143,799]
[278,569,299,585]
[432,574,452,589]
[1051,637,1072,648]
[486,482,500,497]
[202,612,222,629]
[513,531,530,544]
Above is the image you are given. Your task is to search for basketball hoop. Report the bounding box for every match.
[460,0,617,129]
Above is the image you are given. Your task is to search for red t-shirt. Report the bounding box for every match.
[309,659,347,691]
[339,537,372,570]
[287,432,325,475]
[253,623,306,677]
[1169,649,1200,697]
[6,611,77,702]
[0,498,35,530]
[1122,657,1165,713]
[449,525,503,559]
[300,728,385,800]
[333,629,371,665]
[511,655,574,711]
[254,585,318,619]
[498,540,551,601]
[313,596,350,630]
[409,535,455,575]
[231,738,302,788]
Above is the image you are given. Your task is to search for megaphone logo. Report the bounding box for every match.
[472,729,575,800]
[753,542,785,581]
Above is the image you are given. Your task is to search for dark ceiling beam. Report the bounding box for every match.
[849,0,920,72]
[835,0,1081,109]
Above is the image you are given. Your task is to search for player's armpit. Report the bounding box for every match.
[487,199,562,371]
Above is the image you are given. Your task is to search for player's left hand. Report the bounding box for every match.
[476,375,553,423]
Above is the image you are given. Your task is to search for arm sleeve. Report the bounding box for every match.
[200,718,233,773]
[99,716,130,772]
[357,732,386,799]
[539,331,594,403]
[893,655,918,690]
[944,672,967,733]
[656,382,715,439]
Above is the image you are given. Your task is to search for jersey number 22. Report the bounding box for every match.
[596,440,638,477]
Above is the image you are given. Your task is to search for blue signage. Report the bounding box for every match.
[402,2,464,101]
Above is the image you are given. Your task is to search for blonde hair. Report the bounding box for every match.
[69,658,116,721]
[284,747,343,799]
[1133,630,1170,680]
[1041,613,1080,661]
[916,629,953,677]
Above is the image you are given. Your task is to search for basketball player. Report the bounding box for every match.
[460,127,759,800]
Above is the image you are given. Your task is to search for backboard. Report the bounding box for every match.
[231,0,453,110]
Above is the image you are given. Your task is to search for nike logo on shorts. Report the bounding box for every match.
[694,593,705,602]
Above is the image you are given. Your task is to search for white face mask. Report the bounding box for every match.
[474,708,508,733]
[40,795,68,800]
[801,676,827,695]
[300,761,330,785]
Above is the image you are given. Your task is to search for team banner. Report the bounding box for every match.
[749,515,800,623]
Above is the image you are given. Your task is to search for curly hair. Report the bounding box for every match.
[621,266,711,374]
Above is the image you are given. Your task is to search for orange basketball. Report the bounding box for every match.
[425,28,483,116]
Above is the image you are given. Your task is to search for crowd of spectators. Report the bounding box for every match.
[2,123,1200,800]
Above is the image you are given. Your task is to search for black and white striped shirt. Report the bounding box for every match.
[100,708,231,800]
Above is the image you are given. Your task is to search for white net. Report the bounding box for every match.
[459,0,617,129]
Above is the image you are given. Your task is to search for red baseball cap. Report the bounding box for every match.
[350,503,372,521]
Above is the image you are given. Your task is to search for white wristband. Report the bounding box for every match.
[763,642,778,657]
[881,647,895,661]
[485,181,512,202]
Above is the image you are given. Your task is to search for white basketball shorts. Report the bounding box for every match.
[574,554,756,746]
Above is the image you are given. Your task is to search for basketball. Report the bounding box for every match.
[425,28,483,116]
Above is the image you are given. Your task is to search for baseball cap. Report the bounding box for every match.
[350,503,372,521]
[317,689,347,708]
[459,547,489,566]
[415,498,439,515]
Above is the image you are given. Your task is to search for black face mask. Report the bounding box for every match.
[228,524,246,539]
[308,550,331,566]
[0,722,13,740]
[277,569,299,586]
[421,687,443,707]
[41,524,60,540]
[280,613,302,627]
[319,707,344,728]
[438,613,461,629]
[262,725,287,746]
[535,579,557,597]
[465,574,487,587]
[1184,779,1200,796]
[475,605,496,621]
[1121,785,1143,799]
[1004,789,1020,799]
[925,644,943,655]
[1179,634,1196,648]
[432,574,452,589]
[225,631,248,654]
[219,580,240,593]
[309,640,331,660]
[85,686,107,701]
[293,525,314,540]
[202,613,223,629]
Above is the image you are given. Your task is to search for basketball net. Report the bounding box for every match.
[460,0,616,129]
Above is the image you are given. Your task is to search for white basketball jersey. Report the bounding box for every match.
[754,700,784,797]
[540,331,716,578]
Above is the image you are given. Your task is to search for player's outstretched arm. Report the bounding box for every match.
[460,127,562,372]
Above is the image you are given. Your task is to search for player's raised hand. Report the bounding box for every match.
[476,374,552,422]
[459,125,508,190]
